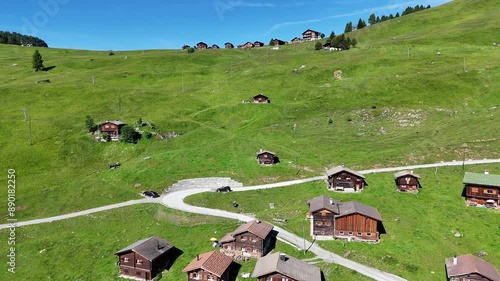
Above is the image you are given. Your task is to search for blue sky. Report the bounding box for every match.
[1,0,452,51]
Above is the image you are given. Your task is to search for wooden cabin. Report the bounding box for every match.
[334,201,382,242]
[224,42,234,49]
[219,220,275,259]
[290,37,302,44]
[115,236,175,281]
[196,42,208,49]
[273,39,287,46]
[307,195,341,237]
[326,165,367,192]
[463,171,500,209]
[212,44,220,49]
[256,149,278,165]
[182,251,235,281]
[98,120,127,140]
[243,42,254,48]
[445,254,500,281]
[302,29,321,41]
[253,93,270,103]
[394,170,422,193]
[254,41,265,47]
[251,252,322,281]
[306,195,383,242]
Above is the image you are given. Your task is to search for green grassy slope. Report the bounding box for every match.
[1,0,498,221]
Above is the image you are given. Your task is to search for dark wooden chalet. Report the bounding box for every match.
[256,149,278,165]
[243,42,254,48]
[253,93,270,103]
[225,42,234,49]
[182,251,235,281]
[302,29,321,41]
[307,195,383,242]
[219,220,274,259]
[273,39,287,46]
[334,200,383,242]
[394,170,422,193]
[251,252,322,281]
[463,171,500,209]
[254,41,265,47]
[307,194,341,237]
[445,254,500,281]
[326,165,367,192]
[98,120,127,140]
[115,236,175,281]
[290,37,302,43]
[212,44,220,49]
[196,42,208,49]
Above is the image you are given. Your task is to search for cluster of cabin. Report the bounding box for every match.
[115,220,324,281]
[194,29,322,50]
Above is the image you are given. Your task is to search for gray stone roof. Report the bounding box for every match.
[115,236,174,261]
[337,201,383,221]
[252,252,321,281]
[307,194,341,214]
[445,254,500,281]
[394,170,421,179]
[326,165,366,179]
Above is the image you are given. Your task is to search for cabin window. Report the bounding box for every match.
[321,212,326,217]
[136,271,142,276]
[339,231,344,235]
[208,275,214,281]
[123,257,130,262]
[486,189,494,194]
[471,187,479,193]
[346,177,351,180]
[316,221,323,226]
[104,125,110,128]
[136,259,143,265]
[367,233,372,237]
[253,249,258,253]
[325,221,332,226]
[241,236,247,241]
[252,238,257,243]
[357,232,362,237]
[348,232,353,236]
[193,273,200,280]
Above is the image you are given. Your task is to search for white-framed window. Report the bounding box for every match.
[357,232,362,237]
[348,232,353,236]
[367,232,372,237]
[208,274,214,281]
[241,236,247,241]
[193,273,200,280]
[136,259,143,265]
[339,231,344,235]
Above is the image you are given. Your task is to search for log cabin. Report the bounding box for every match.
[290,37,302,44]
[256,149,278,165]
[273,39,287,46]
[302,29,321,41]
[307,195,383,242]
[212,44,220,49]
[98,120,127,141]
[182,251,235,281]
[326,165,367,192]
[253,93,270,103]
[463,171,500,209]
[251,252,322,281]
[254,41,264,47]
[394,170,422,193]
[224,42,234,49]
[219,220,275,259]
[445,254,500,281]
[196,42,208,49]
[115,236,175,281]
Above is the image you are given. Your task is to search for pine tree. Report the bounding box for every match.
[395,12,400,18]
[344,22,353,33]
[351,38,358,48]
[329,31,336,40]
[32,50,44,72]
[356,18,367,30]
[368,13,377,25]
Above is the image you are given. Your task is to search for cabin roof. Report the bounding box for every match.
[182,251,233,277]
[98,120,127,126]
[337,201,382,221]
[463,172,500,187]
[115,236,174,261]
[445,254,500,281]
[256,150,276,157]
[221,220,273,242]
[251,252,321,281]
[307,194,341,214]
[302,29,321,35]
[326,165,366,179]
[394,170,421,179]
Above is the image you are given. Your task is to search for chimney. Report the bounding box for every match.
[260,147,263,152]
[256,220,260,224]
[410,170,414,174]
[485,170,489,175]
[329,198,334,205]
[279,253,287,261]
[453,255,457,265]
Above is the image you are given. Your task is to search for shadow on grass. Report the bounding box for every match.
[42,65,56,71]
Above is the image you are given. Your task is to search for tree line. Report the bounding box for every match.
[344,4,431,33]
[0,31,48,47]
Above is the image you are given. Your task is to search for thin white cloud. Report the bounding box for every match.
[271,19,322,31]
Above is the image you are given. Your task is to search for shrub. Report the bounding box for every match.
[314,42,323,50]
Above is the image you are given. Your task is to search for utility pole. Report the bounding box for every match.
[302,218,307,254]
[28,115,33,145]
